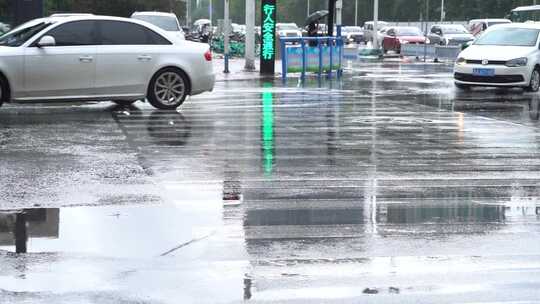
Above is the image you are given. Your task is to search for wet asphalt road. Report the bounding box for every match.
[1,60,540,303]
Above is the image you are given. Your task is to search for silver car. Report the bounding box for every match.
[0,15,214,110]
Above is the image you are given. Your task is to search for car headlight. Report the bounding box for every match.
[425,38,430,44]
[456,57,466,65]
[506,57,528,67]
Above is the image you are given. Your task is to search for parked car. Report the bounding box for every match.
[381,26,427,54]
[276,23,302,38]
[468,18,511,37]
[363,21,388,43]
[341,26,364,44]
[428,24,474,46]
[454,23,540,91]
[0,15,214,110]
[131,11,185,43]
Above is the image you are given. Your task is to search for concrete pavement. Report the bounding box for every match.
[1,60,540,303]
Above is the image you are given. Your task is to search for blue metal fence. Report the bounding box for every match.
[279,36,344,80]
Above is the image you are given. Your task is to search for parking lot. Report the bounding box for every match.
[1,60,540,303]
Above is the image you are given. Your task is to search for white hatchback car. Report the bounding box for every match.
[454,23,540,92]
[0,15,214,109]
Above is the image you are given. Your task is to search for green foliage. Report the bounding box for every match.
[0,0,538,26]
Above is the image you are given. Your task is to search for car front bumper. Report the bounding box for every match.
[454,63,531,87]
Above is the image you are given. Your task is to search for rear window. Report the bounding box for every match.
[97,20,171,45]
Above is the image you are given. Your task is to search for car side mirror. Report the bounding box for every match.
[37,35,55,48]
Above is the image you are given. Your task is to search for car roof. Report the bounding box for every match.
[432,24,466,28]
[484,22,540,30]
[512,5,540,12]
[131,11,177,17]
[469,19,511,23]
[50,13,94,17]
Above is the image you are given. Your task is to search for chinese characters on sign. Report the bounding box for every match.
[260,0,276,74]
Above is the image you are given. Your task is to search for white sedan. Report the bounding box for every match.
[0,15,214,110]
[454,23,540,92]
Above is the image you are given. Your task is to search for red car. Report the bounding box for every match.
[382,26,427,54]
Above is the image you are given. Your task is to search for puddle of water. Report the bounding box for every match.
[0,204,221,258]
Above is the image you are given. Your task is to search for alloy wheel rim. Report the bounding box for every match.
[154,72,185,105]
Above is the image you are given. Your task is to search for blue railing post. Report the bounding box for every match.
[301,38,307,80]
[338,37,343,78]
[280,38,287,81]
[318,38,323,77]
[328,37,333,79]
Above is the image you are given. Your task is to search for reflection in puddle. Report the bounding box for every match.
[0,205,220,257]
[0,209,59,254]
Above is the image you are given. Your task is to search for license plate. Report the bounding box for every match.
[472,68,495,77]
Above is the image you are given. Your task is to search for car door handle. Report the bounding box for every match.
[79,56,93,63]
[138,55,152,61]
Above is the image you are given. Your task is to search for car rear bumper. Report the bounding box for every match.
[191,72,215,95]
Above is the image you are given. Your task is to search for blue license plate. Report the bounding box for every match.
[472,68,495,77]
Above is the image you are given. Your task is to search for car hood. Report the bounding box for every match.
[444,33,474,40]
[460,45,536,60]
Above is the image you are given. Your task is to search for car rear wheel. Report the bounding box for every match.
[113,100,137,106]
[147,68,189,110]
[526,68,540,92]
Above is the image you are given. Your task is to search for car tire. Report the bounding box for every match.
[113,100,137,106]
[526,68,540,92]
[147,68,189,110]
[0,75,7,108]
[455,83,471,90]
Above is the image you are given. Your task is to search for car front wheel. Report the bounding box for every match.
[526,68,540,92]
[147,68,189,110]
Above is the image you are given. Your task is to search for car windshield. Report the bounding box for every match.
[441,26,468,34]
[0,20,51,47]
[132,15,179,31]
[475,27,540,46]
[396,27,423,36]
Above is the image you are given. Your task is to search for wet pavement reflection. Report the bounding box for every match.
[1,61,540,303]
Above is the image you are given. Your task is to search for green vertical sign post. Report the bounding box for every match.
[260,0,277,75]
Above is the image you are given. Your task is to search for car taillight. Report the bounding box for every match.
[204,50,212,61]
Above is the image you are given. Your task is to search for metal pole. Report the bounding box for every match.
[440,0,444,22]
[307,0,310,17]
[209,0,213,24]
[245,0,256,70]
[224,0,230,73]
[355,0,358,26]
[336,0,342,36]
[373,0,379,49]
[328,0,335,37]
[187,0,192,26]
